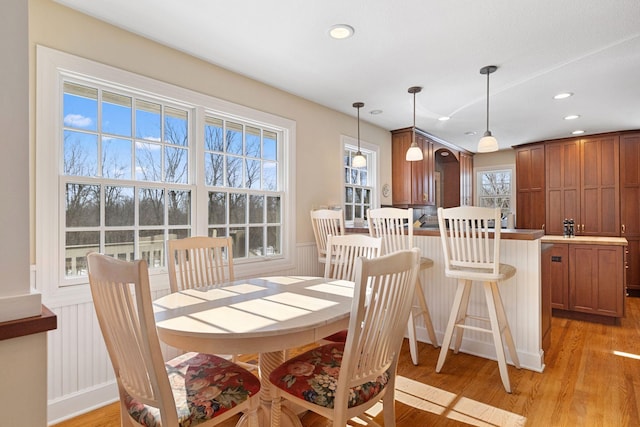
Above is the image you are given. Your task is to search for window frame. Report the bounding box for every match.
[475,165,515,216]
[341,135,378,225]
[36,45,296,306]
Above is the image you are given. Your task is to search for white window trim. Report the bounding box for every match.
[36,45,296,307]
[341,135,379,225]
[474,163,516,213]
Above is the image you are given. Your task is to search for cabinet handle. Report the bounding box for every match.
[622,224,626,234]
[423,193,427,202]
[542,223,545,231]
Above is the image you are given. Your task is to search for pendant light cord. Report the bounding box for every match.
[486,70,490,133]
[413,90,416,144]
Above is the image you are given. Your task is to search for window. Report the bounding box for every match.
[343,137,377,223]
[476,168,513,216]
[37,46,295,293]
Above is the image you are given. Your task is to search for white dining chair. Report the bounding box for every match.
[368,207,439,365]
[310,209,345,267]
[436,206,521,393]
[87,252,261,427]
[321,233,382,343]
[167,235,256,371]
[268,248,421,427]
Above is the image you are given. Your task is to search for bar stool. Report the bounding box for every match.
[435,206,520,393]
[368,207,439,365]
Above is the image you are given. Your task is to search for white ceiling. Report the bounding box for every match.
[55,0,640,153]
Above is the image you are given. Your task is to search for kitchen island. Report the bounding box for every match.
[348,226,547,372]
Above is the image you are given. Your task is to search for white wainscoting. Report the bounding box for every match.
[46,242,322,425]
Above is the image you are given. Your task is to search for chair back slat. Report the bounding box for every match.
[367,207,414,255]
[87,253,179,425]
[339,249,420,391]
[437,206,502,275]
[324,234,382,281]
[310,209,345,261]
[167,236,234,292]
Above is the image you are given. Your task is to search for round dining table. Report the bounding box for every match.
[153,275,355,427]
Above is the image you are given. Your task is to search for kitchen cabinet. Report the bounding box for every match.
[515,143,545,230]
[545,243,569,310]
[459,152,473,205]
[542,237,626,320]
[540,244,554,351]
[569,244,624,317]
[620,132,640,293]
[391,128,434,206]
[545,135,619,236]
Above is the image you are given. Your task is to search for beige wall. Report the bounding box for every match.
[473,147,516,169]
[28,0,393,254]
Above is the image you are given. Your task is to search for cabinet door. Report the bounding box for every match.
[459,152,473,205]
[621,134,640,236]
[546,140,580,234]
[414,133,433,205]
[391,131,412,206]
[546,244,569,309]
[569,244,624,317]
[580,135,620,236]
[516,144,545,229]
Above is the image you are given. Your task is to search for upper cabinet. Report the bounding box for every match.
[459,152,473,206]
[391,128,434,206]
[515,143,545,229]
[391,127,472,207]
[545,135,620,236]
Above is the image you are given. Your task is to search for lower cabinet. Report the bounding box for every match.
[544,241,625,319]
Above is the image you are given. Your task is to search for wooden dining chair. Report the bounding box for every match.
[167,236,234,292]
[435,206,520,393]
[87,252,261,427]
[167,236,257,371]
[310,209,345,267]
[367,207,439,365]
[269,248,421,427]
[321,233,382,343]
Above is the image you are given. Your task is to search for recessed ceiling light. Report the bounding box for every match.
[438,116,451,121]
[369,109,383,115]
[572,130,585,135]
[554,92,573,100]
[440,151,450,156]
[328,24,354,39]
[465,131,477,136]
[564,115,580,120]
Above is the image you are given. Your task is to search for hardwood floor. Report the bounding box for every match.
[53,297,640,426]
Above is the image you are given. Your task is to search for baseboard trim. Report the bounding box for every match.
[47,381,118,426]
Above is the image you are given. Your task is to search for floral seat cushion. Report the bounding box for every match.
[125,352,260,427]
[269,343,389,409]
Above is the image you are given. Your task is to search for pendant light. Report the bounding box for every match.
[352,102,367,168]
[406,86,424,161]
[477,65,499,153]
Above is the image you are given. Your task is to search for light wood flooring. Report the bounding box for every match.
[53,296,640,427]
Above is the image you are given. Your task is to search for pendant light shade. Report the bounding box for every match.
[406,86,424,161]
[477,65,499,153]
[352,102,367,168]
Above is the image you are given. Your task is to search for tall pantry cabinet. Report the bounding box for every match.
[545,135,619,236]
[621,133,640,294]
